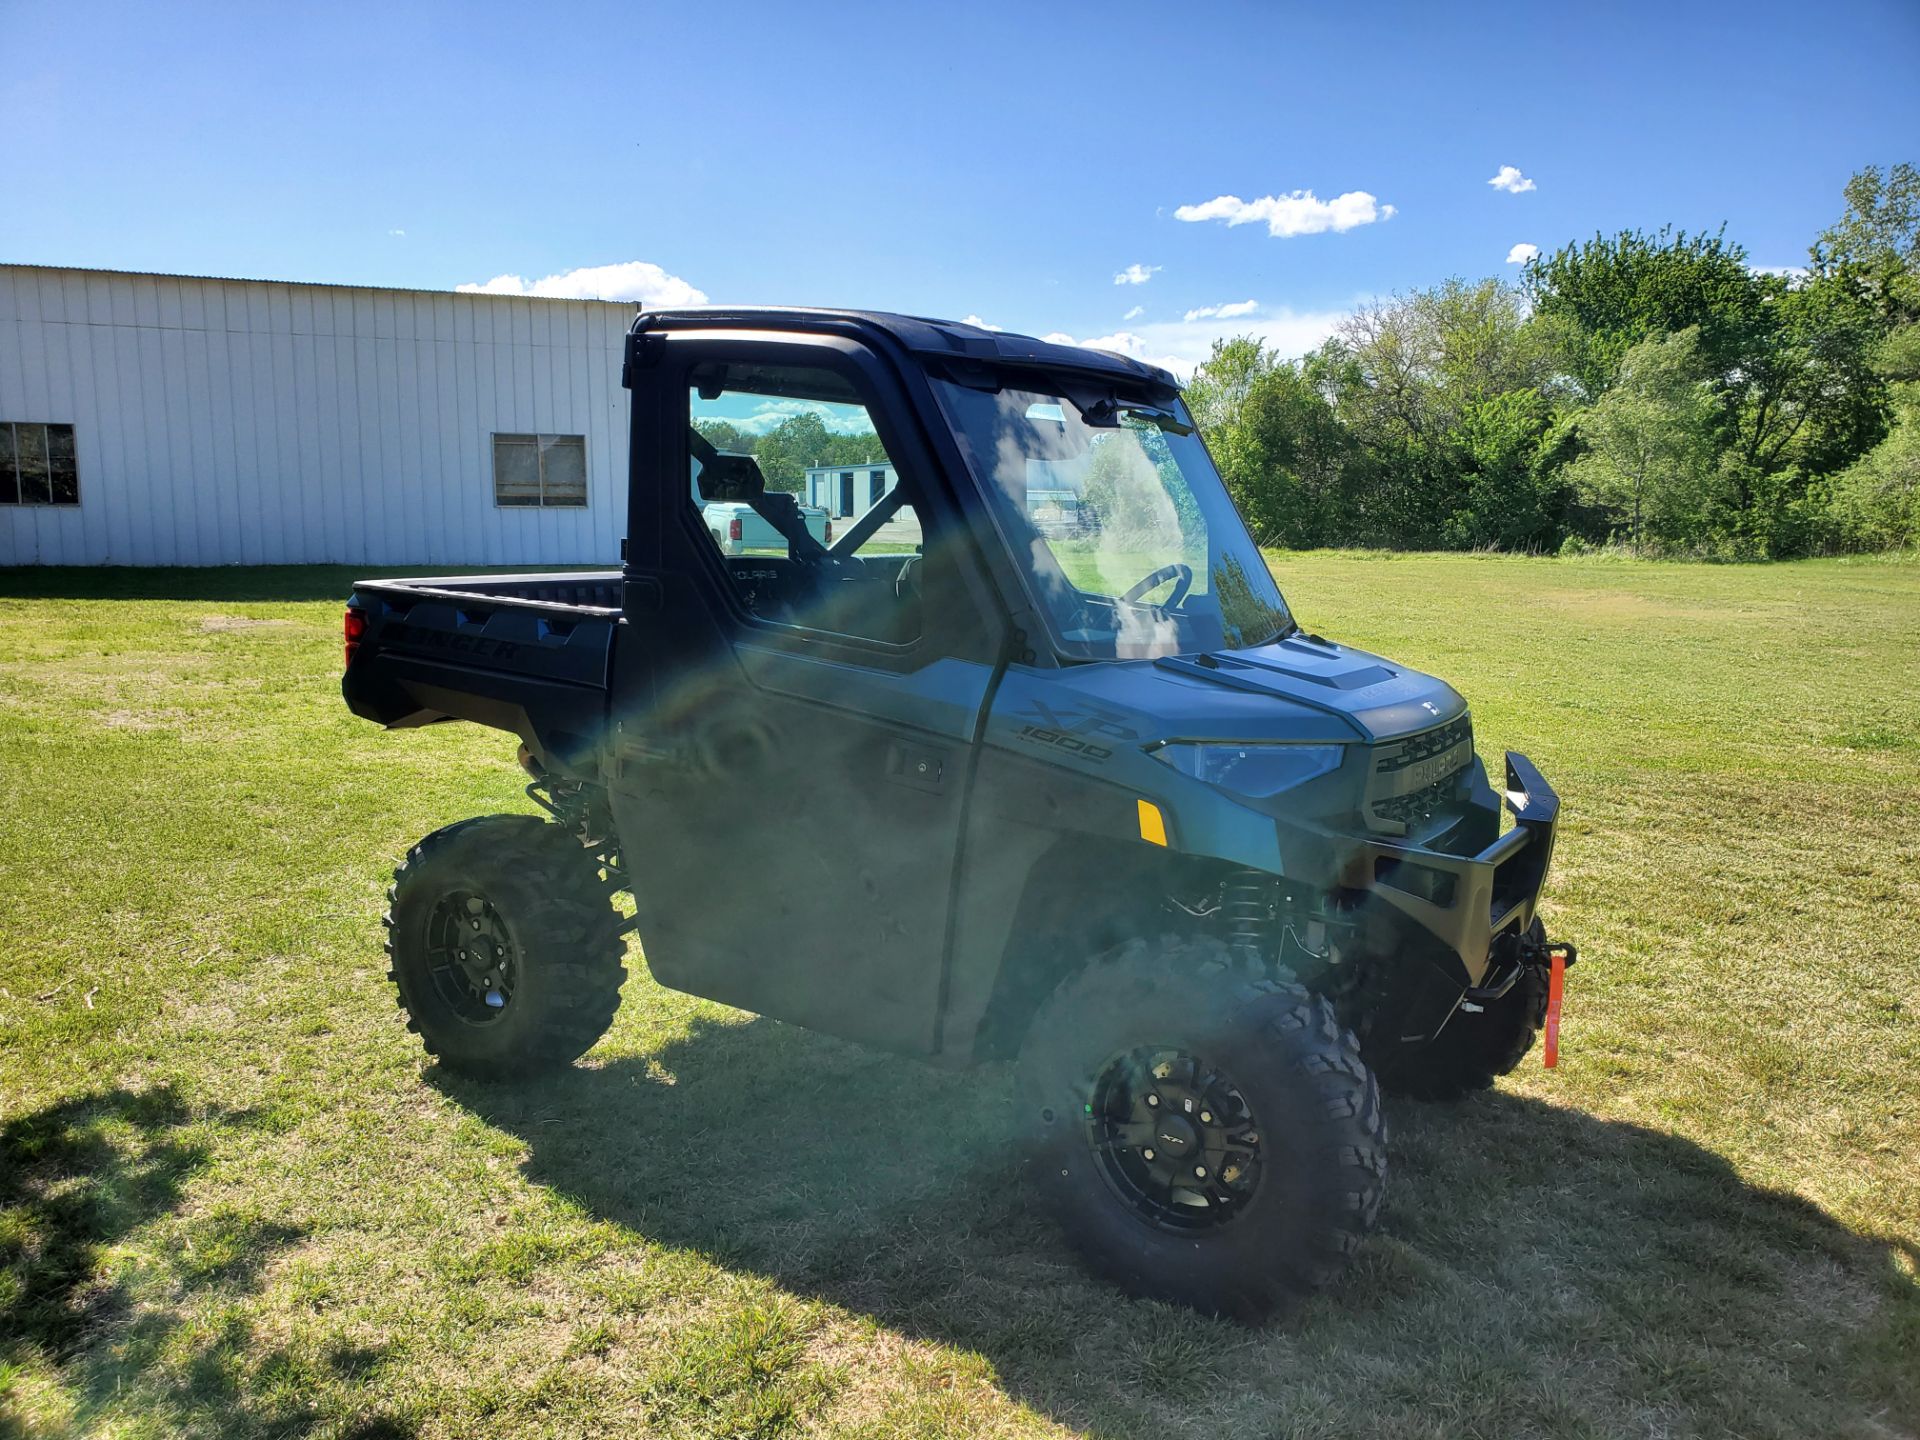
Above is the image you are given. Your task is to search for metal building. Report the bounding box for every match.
[804,460,897,519]
[0,264,635,566]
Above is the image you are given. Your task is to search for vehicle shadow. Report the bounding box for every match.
[1,1086,412,1440]
[433,1013,1917,1437]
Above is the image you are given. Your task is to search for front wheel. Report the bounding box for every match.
[1015,937,1386,1321]
[1369,921,1550,1101]
[384,814,627,1078]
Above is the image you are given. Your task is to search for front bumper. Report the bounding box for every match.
[1348,751,1561,988]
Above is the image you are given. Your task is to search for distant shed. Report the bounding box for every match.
[0,264,635,566]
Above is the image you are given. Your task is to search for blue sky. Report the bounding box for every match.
[4,0,1916,373]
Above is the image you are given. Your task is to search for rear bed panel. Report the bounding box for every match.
[342,575,617,768]
[362,571,624,610]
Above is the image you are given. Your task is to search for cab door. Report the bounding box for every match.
[605,331,1007,1055]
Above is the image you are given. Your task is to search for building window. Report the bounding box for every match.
[492,433,587,507]
[0,422,79,506]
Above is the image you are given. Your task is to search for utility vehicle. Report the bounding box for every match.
[343,307,1576,1319]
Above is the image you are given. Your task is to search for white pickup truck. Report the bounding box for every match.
[701,500,831,556]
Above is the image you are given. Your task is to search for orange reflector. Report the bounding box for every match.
[1543,949,1567,1068]
[1137,799,1168,847]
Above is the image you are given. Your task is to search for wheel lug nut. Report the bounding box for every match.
[1142,1147,1156,1161]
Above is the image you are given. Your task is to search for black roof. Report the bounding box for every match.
[631,306,1179,392]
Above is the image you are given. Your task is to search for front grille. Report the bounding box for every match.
[1373,715,1472,774]
[1366,715,1474,836]
[1371,778,1461,832]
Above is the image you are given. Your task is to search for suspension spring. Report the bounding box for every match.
[1220,869,1276,961]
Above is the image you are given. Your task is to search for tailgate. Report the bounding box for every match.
[342,580,617,764]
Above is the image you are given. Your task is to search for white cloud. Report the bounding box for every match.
[723,398,874,436]
[1074,330,1150,356]
[1183,299,1260,322]
[1488,165,1536,194]
[1751,264,1810,282]
[1122,304,1144,321]
[387,228,407,238]
[1114,263,1161,285]
[1505,242,1541,265]
[1039,305,1352,379]
[1173,190,1394,238]
[456,259,707,306]
[960,313,1005,331]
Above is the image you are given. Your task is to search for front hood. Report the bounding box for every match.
[1006,633,1467,747]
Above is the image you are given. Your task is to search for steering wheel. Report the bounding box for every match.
[1119,562,1194,608]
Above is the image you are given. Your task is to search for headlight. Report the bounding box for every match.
[1149,742,1344,798]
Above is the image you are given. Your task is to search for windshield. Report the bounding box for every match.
[933,378,1293,660]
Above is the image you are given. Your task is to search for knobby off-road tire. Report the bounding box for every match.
[1015,936,1386,1321]
[1370,921,1550,1102]
[384,814,627,1078]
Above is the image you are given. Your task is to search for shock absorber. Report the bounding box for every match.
[1220,869,1276,962]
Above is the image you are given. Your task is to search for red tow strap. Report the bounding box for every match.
[1542,948,1569,1068]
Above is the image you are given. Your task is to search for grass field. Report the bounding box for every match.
[2,553,1917,1439]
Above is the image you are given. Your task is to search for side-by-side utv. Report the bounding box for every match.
[342,307,1576,1319]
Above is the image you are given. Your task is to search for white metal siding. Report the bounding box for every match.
[0,265,634,565]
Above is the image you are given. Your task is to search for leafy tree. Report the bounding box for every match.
[751,412,831,491]
[1446,389,1567,550]
[1081,422,1195,547]
[1761,273,1888,477]
[1812,162,1920,327]
[1821,324,1920,549]
[1523,226,1769,402]
[1322,280,1565,547]
[1184,337,1274,435]
[820,430,890,468]
[692,419,754,455]
[1192,341,1360,548]
[697,413,885,494]
[1564,329,1722,551]
[1524,210,1910,552]
[1168,165,1920,558]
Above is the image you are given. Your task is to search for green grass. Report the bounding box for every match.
[2,553,1917,1439]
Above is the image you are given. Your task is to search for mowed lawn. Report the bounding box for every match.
[2,554,1917,1440]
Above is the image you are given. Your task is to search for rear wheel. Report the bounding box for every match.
[1015,937,1385,1321]
[384,814,627,1077]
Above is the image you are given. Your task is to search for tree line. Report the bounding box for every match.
[694,413,886,493]
[1185,163,1919,557]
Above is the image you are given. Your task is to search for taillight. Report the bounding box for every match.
[344,604,367,668]
[728,516,743,542]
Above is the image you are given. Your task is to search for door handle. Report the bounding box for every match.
[885,743,946,793]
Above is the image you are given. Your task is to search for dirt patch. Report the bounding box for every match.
[100,709,165,731]
[198,615,292,634]
[1528,589,1715,622]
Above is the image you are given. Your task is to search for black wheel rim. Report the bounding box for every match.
[1085,1047,1264,1232]
[425,889,517,1025]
